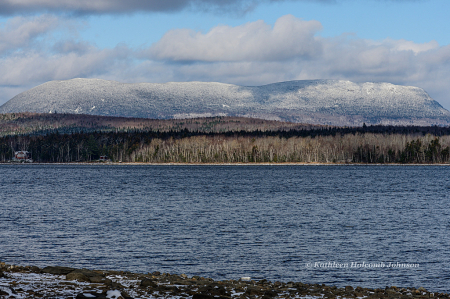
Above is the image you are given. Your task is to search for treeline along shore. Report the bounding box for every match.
[2,120,450,163]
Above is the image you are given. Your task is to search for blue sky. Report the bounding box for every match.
[80,0,450,48]
[1,0,450,109]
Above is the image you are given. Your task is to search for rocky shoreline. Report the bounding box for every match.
[0,262,447,299]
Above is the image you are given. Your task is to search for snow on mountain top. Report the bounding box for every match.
[1,79,449,126]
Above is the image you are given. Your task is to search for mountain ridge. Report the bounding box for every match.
[1,78,449,126]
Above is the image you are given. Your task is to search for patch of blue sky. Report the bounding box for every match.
[77,12,237,49]
[76,0,450,50]
[249,0,450,44]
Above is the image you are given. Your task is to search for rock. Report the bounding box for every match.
[9,265,23,272]
[42,266,75,275]
[0,290,8,296]
[257,279,268,285]
[29,266,41,273]
[76,292,108,299]
[169,274,182,281]
[103,278,113,286]
[262,290,278,298]
[140,278,157,288]
[194,283,230,299]
[245,286,263,296]
[67,271,90,282]
[167,286,181,294]
[90,275,108,283]
[110,281,126,289]
[172,279,195,286]
[120,290,134,299]
[66,269,106,283]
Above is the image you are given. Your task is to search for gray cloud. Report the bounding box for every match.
[0,0,306,15]
[0,0,414,15]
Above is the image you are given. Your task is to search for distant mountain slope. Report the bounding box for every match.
[0,113,322,137]
[1,79,449,126]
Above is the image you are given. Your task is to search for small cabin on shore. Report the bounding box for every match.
[13,151,33,162]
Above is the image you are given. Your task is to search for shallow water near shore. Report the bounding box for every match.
[1,165,450,292]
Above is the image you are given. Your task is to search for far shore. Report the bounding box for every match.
[2,161,450,166]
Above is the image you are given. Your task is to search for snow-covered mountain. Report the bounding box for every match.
[1,78,449,126]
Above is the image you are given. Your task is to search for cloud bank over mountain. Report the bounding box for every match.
[0,13,449,110]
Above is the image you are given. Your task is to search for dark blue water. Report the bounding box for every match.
[1,165,450,292]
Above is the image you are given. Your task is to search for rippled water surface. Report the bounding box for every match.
[1,165,450,292]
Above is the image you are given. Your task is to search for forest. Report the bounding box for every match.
[0,113,321,136]
[1,123,450,164]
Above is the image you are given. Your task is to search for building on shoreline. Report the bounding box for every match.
[12,151,33,163]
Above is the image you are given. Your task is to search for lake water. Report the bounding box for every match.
[1,164,450,292]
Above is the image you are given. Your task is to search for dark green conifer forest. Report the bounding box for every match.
[2,122,450,163]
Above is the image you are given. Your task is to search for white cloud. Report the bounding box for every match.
[0,15,60,54]
[377,39,439,54]
[148,15,322,62]
[0,46,131,86]
[0,16,132,91]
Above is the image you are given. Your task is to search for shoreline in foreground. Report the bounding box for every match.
[1,263,448,299]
